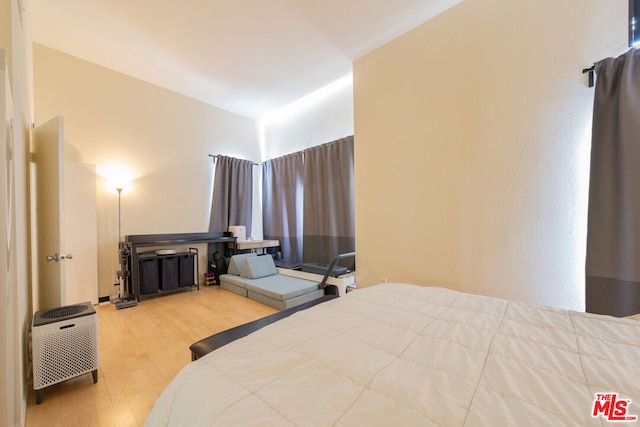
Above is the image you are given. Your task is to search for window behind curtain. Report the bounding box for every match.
[262,152,304,263]
[209,155,253,235]
[586,49,640,317]
[302,136,355,267]
[262,136,355,267]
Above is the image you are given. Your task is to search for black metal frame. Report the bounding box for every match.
[318,252,356,290]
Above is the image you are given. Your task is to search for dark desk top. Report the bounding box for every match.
[125,232,236,246]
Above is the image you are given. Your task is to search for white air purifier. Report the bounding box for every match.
[32,301,98,404]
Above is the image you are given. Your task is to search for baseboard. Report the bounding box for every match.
[98,296,110,303]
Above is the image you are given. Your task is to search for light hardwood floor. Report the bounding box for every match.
[25,285,277,427]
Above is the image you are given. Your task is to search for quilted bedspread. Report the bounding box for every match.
[145,283,640,426]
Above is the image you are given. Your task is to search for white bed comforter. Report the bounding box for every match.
[146,283,640,426]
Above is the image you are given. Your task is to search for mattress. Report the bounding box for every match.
[145,283,640,426]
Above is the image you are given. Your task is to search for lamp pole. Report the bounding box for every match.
[116,187,123,243]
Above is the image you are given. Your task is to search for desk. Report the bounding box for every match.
[125,232,237,300]
[233,239,280,253]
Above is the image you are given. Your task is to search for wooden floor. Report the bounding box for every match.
[24,286,277,427]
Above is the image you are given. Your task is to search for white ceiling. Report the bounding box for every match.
[29,0,461,120]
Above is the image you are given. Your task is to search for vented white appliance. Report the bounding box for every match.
[32,301,98,404]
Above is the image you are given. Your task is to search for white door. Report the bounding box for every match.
[34,116,66,310]
[0,48,12,427]
[64,162,98,305]
[33,118,99,309]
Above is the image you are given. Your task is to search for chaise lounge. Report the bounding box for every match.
[219,253,325,310]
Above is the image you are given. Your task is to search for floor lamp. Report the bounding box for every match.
[117,187,123,243]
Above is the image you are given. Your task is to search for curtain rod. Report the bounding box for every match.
[208,154,259,166]
[582,65,595,88]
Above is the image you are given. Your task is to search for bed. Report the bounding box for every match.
[145,283,640,426]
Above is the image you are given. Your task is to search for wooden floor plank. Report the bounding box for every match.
[25,286,276,426]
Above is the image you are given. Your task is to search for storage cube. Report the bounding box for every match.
[160,256,179,290]
[139,257,159,295]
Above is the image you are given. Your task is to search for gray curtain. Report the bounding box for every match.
[303,136,355,266]
[586,48,640,317]
[209,155,253,236]
[262,153,304,262]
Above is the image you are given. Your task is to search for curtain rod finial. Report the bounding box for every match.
[582,66,595,88]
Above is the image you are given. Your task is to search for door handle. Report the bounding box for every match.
[46,253,73,262]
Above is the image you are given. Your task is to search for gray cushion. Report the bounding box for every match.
[240,255,278,279]
[219,275,248,297]
[244,275,319,300]
[247,288,325,310]
[219,272,322,310]
[227,253,257,275]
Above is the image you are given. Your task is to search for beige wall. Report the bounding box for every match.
[354,0,628,311]
[261,74,354,160]
[33,44,262,299]
[1,0,34,425]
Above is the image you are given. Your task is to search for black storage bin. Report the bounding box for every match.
[160,256,179,291]
[179,254,195,287]
[139,257,160,295]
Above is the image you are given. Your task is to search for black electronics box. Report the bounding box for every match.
[300,262,348,277]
